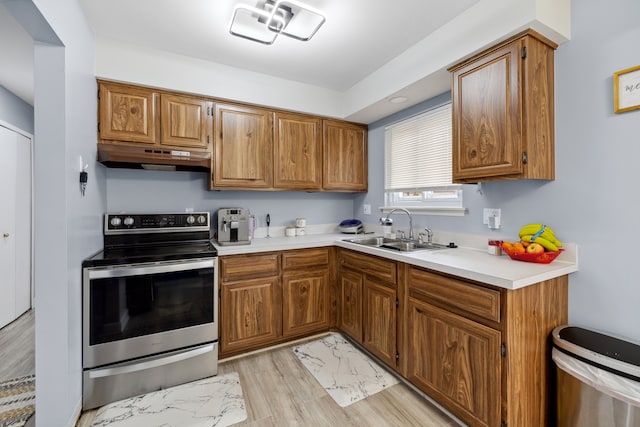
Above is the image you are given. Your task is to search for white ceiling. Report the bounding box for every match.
[0,0,478,110]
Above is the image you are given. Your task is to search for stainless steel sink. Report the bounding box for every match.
[342,237,450,252]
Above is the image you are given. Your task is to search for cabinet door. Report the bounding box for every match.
[99,82,159,144]
[220,276,282,356]
[213,103,273,188]
[338,269,363,342]
[160,94,212,149]
[274,112,322,190]
[407,297,501,427]
[363,278,396,367]
[452,41,522,181]
[282,269,329,337]
[323,120,367,191]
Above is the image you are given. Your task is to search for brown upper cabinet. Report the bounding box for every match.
[99,81,160,145]
[449,29,557,183]
[211,103,274,189]
[273,112,323,191]
[323,120,368,192]
[160,94,213,149]
[99,81,212,150]
[97,80,368,192]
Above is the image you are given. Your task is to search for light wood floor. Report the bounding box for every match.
[77,338,460,427]
[1,314,459,426]
[0,309,35,427]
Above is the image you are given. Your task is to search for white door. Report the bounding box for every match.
[0,125,32,329]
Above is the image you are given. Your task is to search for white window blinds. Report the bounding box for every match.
[385,103,452,191]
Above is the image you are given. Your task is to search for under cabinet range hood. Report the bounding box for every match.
[97,144,211,172]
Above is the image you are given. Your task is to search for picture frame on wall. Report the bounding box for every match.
[614,65,640,113]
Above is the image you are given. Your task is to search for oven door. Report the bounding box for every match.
[83,258,217,368]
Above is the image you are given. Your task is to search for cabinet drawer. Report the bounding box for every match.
[409,267,501,323]
[339,249,396,284]
[282,248,329,270]
[219,253,279,282]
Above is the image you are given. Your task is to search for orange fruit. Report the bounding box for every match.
[512,243,525,253]
[521,240,531,247]
[502,242,513,251]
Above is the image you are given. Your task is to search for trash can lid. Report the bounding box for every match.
[552,325,640,382]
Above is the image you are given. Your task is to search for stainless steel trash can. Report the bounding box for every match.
[552,326,640,427]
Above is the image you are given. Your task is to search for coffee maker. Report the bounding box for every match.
[216,208,251,245]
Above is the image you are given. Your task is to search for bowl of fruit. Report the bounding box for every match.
[502,224,563,264]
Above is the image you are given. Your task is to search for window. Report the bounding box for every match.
[384,102,464,215]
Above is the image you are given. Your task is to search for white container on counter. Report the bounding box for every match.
[285,226,296,237]
[488,239,503,255]
[296,227,305,236]
[296,218,306,227]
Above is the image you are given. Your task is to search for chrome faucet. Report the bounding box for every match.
[380,208,414,240]
[419,227,433,244]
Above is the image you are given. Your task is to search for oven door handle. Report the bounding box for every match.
[88,344,215,379]
[88,258,215,279]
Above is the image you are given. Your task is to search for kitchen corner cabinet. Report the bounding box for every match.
[323,120,368,192]
[98,81,213,150]
[211,103,274,189]
[219,248,332,359]
[449,29,557,183]
[405,266,568,427]
[274,112,323,191]
[337,249,398,368]
[337,269,363,341]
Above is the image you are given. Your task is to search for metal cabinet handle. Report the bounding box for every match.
[88,344,214,379]
[2,233,9,238]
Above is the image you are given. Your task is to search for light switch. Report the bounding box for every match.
[483,208,501,229]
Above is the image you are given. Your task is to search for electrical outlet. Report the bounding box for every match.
[363,204,371,215]
[483,208,501,225]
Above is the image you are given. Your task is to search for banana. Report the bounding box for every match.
[518,223,562,248]
[519,223,555,238]
[521,234,559,252]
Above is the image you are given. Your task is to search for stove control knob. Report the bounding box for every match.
[186,215,196,225]
[123,217,135,227]
[197,215,207,224]
[110,217,122,227]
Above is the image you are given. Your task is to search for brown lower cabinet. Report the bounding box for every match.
[403,265,568,427]
[219,248,332,358]
[220,246,568,426]
[337,249,398,368]
[363,278,397,367]
[220,275,282,356]
[337,249,568,427]
[407,297,501,427]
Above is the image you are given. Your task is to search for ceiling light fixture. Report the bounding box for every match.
[229,0,326,45]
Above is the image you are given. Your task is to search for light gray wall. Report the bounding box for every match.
[0,84,33,133]
[4,0,106,425]
[357,0,640,344]
[105,168,355,228]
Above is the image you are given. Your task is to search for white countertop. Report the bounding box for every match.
[212,233,578,290]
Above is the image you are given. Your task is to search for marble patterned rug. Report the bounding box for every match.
[292,333,399,407]
[91,372,247,427]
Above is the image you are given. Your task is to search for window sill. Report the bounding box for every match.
[380,206,467,217]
